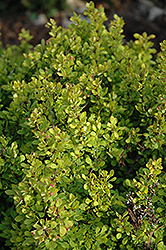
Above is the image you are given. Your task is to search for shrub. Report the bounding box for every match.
[0,2,166,249]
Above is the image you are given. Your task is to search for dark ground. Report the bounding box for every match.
[0,0,166,53]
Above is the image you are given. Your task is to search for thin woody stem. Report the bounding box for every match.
[147,223,166,248]
[49,101,55,128]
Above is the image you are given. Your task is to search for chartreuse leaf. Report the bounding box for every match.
[116,233,122,239]
[64,219,73,228]
[51,221,57,229]
[110,116,117,126]
[69,238,77,247]
[60,225,67,236]
[60,242,69,248]
[109,169,114,177]
[125,179,131,187]
[56,198,62,207]
[82,173,87,180]
[122,237,128,245]
[24,195,31,203]
[86,156,92,165]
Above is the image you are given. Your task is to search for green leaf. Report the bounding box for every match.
[84,184,89,190]
[94,200,98,206]
[15,215,24,222]
[11,141,18,150]
[51,221,57,229]
[64,219,73,228]
[82,174,87,180]
[0,224,6,230]
[125,179,131,187]
[152,196,159,202]
[69,238,77,247]
[96,227,100,234]
[60,225,67,236]
[110,116,117,126]
[143,186,148,194]
[24,219,33,225]
[157,241,165,250]
[17,129,25,135]
[5,189,15,196]
[126,138,131,143]
[87,138,96,147]
[122,237,128,245]
[19,155,25,162]
[22,238,35,246]
[109,169,114,177]
[24,195,31,203]
[158,190,165,196]
[100,225,107,235]
[110,177,117,182]
[56,198,62,207]
[97,122,101,131]
[156,207,164,213]
[85,240,91,248]
[85,156,92,165]
[47,163,57,169]
[114,131,119,138]
[85,198,91,204]
[116,233,122,239]
[16,236,23,242]
[60,242,69,248]
[24,231,32,236]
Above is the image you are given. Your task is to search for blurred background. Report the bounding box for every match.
[0,0,166,52]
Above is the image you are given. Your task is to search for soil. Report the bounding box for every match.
[0,0,166,53]
[0,12,51,48]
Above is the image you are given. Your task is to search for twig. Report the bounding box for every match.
[48,101,55,128]
[81,99,90,111]
[147,223,166,248]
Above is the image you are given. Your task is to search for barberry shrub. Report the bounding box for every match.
[0,2,166,249]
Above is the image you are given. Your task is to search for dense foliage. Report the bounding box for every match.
[0,2,166,249]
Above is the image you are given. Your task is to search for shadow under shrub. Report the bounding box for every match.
[0,2,166,249]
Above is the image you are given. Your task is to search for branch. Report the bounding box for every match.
[49,101,55,128]
[147,223,166,248]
